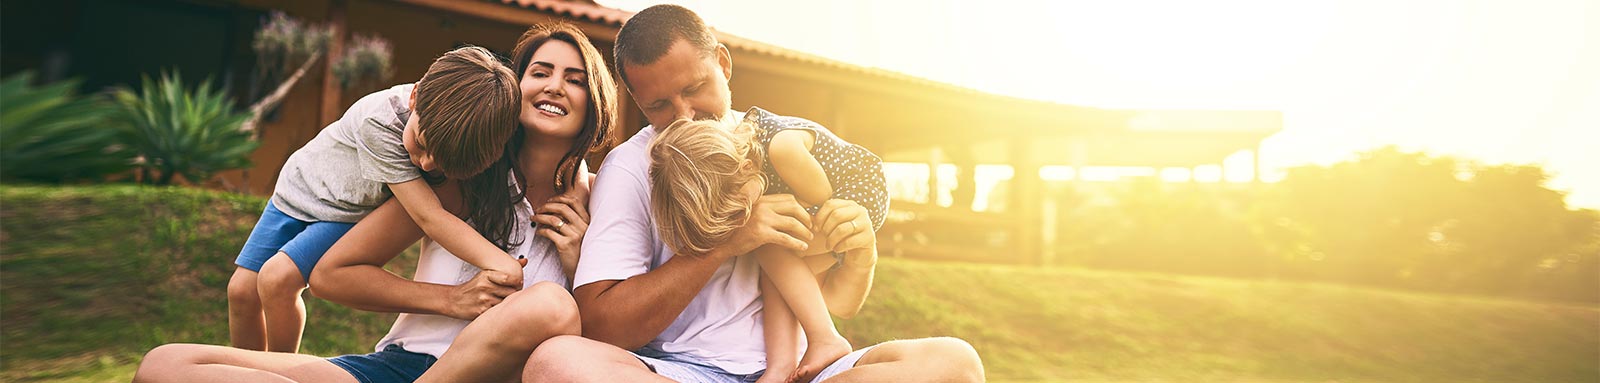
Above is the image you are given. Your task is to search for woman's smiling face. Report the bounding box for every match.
[520,39,590,140]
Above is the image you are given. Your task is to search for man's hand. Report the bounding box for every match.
[711,194,812,261]
[444,263,524,320]
[813,199,875,253]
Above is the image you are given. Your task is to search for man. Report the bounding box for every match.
[525,4,985,382]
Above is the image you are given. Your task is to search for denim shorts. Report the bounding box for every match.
[234,201,356,282]
[633,346,873,383]
[327,344,437,383]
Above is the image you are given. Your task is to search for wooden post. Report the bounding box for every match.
[319,0,348,126]
[1010,136,1042,265]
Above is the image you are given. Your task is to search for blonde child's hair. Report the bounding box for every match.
[412,46,521,180]
[648,118,765,256]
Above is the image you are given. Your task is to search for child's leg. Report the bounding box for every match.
[229,202,305,352]
[758,272,799,383]
[256,252,307,353]
[226,267,266,351]
[754,245,852,381]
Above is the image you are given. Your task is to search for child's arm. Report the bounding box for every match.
[389,179,523,286]
[758,274,800,383]
[768,130,832,207]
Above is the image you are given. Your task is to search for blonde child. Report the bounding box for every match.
[228,46,529,353]
[648,107,888,382]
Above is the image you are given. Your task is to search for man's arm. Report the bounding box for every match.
[812,199,878,318]
[573,189,814,350]
[389,179,524,284]
[310,183,519,320]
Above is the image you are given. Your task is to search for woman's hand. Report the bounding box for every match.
[813,199,875,253]
[535,173,593,278]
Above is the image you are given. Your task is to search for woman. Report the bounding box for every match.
[132,22,618,383]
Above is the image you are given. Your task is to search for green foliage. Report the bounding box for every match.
[0,72,133,182]
[110,72,259,185]
[333,34,394,91]
[0,185,414,381]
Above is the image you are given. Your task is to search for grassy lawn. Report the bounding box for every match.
[3,184,1597,382]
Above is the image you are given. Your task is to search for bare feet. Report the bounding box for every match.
[792,334,851,383]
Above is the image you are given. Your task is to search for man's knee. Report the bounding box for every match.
[525,335,597,381]
[875,337,984,382]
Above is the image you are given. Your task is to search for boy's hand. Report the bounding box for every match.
[813,199,874,253]
[482,257,527,288]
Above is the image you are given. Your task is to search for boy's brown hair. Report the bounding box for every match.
[412,46,520,180]
[648,118,765,256]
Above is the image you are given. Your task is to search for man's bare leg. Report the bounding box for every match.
[523,335,675,382]
[817,337,984,383]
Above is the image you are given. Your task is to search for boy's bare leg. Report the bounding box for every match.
[227,267,267,351]
[418,282,579,383]
[133,343,356,383]
[755,246,851,383]
[257,253,307,353]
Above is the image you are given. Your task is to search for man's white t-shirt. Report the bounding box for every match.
[574,116,768,375]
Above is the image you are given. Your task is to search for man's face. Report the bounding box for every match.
[623,39,734,130]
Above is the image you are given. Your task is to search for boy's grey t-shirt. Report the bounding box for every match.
[270,83,420,223]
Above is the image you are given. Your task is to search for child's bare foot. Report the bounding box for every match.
[794,334,851,383]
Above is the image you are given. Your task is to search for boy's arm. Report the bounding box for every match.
[310,188,521,320]
[768,130,832,207]
[389,179,523,285]
[757,275,799,383]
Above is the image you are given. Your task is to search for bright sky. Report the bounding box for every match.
[602,0,1600,209]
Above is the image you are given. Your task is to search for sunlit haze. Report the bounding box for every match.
[603,0,1600,209]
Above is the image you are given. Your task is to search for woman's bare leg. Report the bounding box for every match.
[417,281,580,383]
[133,343,355,383]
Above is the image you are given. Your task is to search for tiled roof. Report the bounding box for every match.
[497,0,632,26]
[491,0,988,98]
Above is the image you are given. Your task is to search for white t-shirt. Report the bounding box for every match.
[374,178,571,358]
[574,116,768,375]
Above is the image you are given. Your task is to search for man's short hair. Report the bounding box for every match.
[613,4,718,89]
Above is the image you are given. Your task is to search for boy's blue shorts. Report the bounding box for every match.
[234,201,356,282]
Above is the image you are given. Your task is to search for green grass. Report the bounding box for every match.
[3,184,1597,382]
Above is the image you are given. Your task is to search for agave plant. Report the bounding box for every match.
[111,72,259,185]
[0,72,132,182]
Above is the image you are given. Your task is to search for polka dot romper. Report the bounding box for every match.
[746,106,889,231]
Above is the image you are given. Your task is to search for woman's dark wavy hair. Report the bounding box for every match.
[454,22,619,250]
